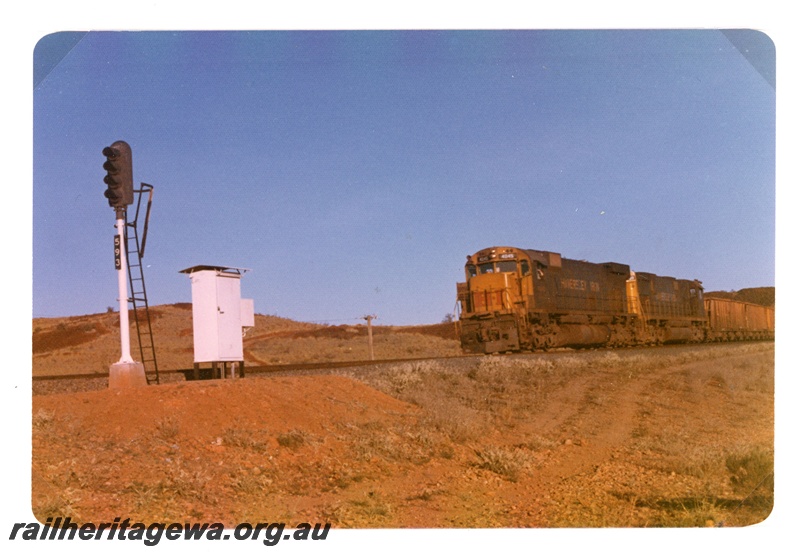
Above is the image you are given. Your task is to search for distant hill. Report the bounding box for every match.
[32,304,461,376]
[704,287,775,307]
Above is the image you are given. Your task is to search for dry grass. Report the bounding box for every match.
[726,448,773,489]
[246,332,461,364]
[347,343,774,527]
[276,429,311,450]
[473,446,533,482]
[350,354,588,440]
[222,427,270,453]
[346,421,446,466]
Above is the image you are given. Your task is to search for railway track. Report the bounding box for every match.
[31,354,479,395]
[31,341,772,396]
[33,355,473,382]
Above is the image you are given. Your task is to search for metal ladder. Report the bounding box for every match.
[124,184,160,385]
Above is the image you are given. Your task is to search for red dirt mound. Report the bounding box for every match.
[35,375,416,442]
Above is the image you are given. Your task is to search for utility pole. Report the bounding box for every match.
[363,314,376,360]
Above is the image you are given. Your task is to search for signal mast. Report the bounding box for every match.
[102,140,146,388]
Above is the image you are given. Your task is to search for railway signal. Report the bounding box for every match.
[103,140,146,388]
[102,140,134,209]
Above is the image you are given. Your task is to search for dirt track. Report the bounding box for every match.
[32,343,773,528]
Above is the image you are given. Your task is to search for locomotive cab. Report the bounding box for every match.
[457,247,533,353]
[458,247,531,315]
[458,246,632,352]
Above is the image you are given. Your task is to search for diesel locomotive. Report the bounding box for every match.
[456,246,774,354]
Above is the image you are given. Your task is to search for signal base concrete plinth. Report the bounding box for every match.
[109,362,147,389]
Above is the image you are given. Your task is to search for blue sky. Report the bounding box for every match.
[32,29,775,325]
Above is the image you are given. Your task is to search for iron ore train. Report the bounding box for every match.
[456,246,774,354]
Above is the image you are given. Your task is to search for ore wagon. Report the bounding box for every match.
[705,297,775,341]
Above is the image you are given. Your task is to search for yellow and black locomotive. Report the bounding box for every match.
[456,246,772,354]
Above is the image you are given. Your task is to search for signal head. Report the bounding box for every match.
[102,140,134,208]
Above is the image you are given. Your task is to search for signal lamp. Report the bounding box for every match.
[102,141,134,208]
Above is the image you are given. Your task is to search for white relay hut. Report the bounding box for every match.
[179,265,255,379]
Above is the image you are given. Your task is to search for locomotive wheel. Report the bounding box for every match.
[533,334,554,349]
